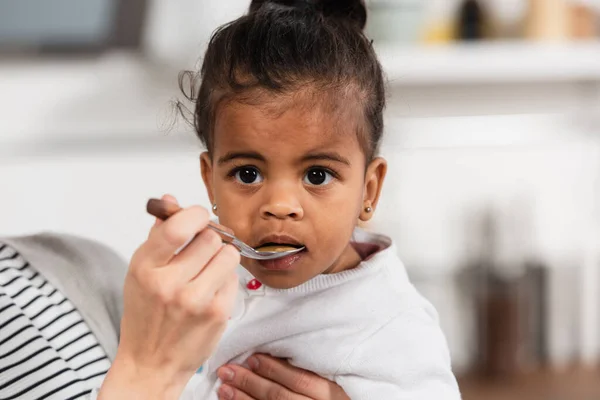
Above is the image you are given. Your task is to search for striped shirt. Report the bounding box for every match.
[0,243,110,399]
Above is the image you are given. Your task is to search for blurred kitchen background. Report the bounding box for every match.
[2,0,600,398]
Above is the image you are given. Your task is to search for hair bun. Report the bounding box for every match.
[250,0,367,30]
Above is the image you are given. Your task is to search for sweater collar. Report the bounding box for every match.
[237,228,398,295]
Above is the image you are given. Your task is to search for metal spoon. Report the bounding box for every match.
[146,198,305,260]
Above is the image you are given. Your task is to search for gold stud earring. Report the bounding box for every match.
[365,206,372,213]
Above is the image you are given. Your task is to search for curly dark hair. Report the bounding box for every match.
[178,0,385,161]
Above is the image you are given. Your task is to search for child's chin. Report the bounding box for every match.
[246,268,309,290]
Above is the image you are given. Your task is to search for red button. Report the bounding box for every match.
[246,279,262,290]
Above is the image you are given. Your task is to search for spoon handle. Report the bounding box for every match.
[146,198,236,244]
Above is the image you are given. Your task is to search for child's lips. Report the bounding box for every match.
[256,248,306,271]
[254,234,305,250]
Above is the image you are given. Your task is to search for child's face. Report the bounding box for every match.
[201,97,386,289]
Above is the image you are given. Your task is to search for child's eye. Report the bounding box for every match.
[303,168,334,186]
[233,167,263,184]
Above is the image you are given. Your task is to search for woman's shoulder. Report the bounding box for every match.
[1,232,127,276]
[1,232,128,309]
[0,231,128,310]
[0,232,127,360]
[3,231,121,259]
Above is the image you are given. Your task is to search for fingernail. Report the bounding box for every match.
[218,367,235,381]
[218,384,234,400]
[247,356,259,370]
[162,194,178,205]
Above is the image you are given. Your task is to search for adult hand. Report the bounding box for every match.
[99,195,240,400]
[216,354,350,400]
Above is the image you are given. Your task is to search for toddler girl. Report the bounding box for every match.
[180,1,461,398]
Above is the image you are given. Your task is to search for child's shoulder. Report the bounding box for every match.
[308,233,441,343]
[348,229,431,310]
[342,241,439,327]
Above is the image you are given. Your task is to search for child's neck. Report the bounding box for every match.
[323,242,363,275]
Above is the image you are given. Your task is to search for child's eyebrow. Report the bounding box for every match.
[217,151,266,165]
[302,152,351,166]
[217,151,351,166]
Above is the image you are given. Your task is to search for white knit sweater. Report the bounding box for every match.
[182,229,461,400]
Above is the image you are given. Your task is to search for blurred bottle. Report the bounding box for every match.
[472,208,530,379]
[524,0,569,41]
[569,1,599,39]
[486,0,528,39]
[457,0,489,41]
[477,272,528,378]
[421,0,456,44]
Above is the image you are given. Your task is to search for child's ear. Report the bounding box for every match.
[200,152,216,214]
[360,157,387,222]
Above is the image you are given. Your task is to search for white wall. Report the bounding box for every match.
[375,114,600,273]
[0,150,205,255]
[143,0,248,68]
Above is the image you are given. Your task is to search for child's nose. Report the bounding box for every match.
[259,188,304,220]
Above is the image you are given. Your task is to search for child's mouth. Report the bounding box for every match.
[254,234,305,252]
[253,235,307,271]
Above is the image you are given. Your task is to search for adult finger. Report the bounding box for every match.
[168,228,223,282]
[212,271,239,315]
[217,364,311,400]
[183,244,240,300]
[217,384,253,400]
[245,355,331,399]
[162,194,178,204]
[136,205,210,268]
[151,194,179,229]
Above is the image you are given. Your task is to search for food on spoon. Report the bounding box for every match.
[256,244,300,253]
